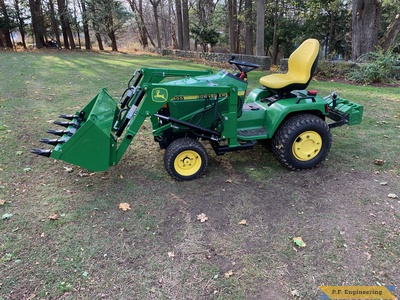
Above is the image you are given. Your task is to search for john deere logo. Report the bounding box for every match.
[152,88,168,102]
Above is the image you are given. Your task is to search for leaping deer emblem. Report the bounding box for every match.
[152,88,168,102]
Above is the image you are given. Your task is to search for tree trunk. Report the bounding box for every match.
[175,0,183,49]
[0,30,4,47]
[14,0,27,49]
[57,0,70,48]
[255,0,265,56]
[228,0,238,53]
[0,0,14,48]
[352,0,382,60]
[108,30,118,51]
[127,0,151,48]
[271,0,279,65]
[48,0,62,48]
[95,32,104,50]
[244,0,253,55]
[80,0,91,49]
[379,13,400,52]
[150,0,162,48]
[182,0,190,50]
[28,0,46,48]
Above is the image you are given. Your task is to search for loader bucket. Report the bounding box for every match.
[34,88,118,171]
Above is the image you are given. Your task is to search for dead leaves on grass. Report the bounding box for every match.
[293,237,306,248]
[374,159,386,166]
[238,219,248,226]
[197,213,208,222]
[48,213,59,220]
[119,203,131,211]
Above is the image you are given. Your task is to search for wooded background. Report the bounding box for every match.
[0,0,399,62]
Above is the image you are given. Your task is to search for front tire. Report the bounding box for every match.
[164,138,208,181]
[272,114,332,170]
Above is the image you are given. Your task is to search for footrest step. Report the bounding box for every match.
[237,128,268,137]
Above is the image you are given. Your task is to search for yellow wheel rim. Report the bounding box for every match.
[174,150,202,177]
[292,131,322,161]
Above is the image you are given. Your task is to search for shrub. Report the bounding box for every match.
[316,60,357,80]
[346,49,400,84]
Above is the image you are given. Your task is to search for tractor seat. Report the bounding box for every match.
[259,39,320,93]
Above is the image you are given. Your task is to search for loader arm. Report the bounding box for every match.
[115,83,241,165]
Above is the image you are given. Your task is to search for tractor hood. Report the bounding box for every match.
[161,70,248,94]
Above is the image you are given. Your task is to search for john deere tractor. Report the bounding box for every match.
[33,39,363,181]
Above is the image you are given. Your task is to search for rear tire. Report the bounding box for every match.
[271,114,332,170]
[164,138,208,181]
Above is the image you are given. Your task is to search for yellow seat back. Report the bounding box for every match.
[259,39,320,91]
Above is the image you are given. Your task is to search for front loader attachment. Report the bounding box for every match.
[33,88,118,171]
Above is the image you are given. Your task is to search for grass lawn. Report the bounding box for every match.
[0,50,399,299]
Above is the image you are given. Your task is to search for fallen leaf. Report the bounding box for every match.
[63,166,73,173]
[293,237,306,248]
[48,213,59,220]
[363,252,372,260]
[374,159,385,166]
[15,151,23,156]
[197,213,208,222]
[23,167,32,172]
[119,203,131,211]
[291,289,300,297]
[388,193,398,199]
[119,174,124,179]
[0,199,5,206]
[224,270,234,278]
[238,219,248,226]
[2,213,13,220]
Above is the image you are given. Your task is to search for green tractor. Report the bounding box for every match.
[33,39,363,181]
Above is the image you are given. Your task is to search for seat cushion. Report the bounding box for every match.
[259,39,320,91]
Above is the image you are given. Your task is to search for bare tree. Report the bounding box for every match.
[149,0,161,48]
[127,0,154,48]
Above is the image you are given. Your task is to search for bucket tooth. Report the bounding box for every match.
[47,129,71,137]
[31,148,52,157]
[53,120,76,128]
[40,138,65,146]
[59,114,77,120]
